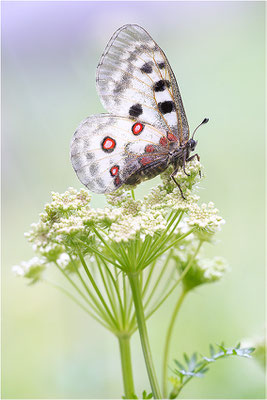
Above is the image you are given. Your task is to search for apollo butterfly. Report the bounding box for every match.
[70,24,208,197]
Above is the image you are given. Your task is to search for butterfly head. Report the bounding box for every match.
[187,138,197,152]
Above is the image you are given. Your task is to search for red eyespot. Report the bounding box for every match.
[110,165,119,176]
[102,137,116,152]
[145,145,156,153]
[132,122,144,135]
[167,133,177,142]
[160,137,168,147]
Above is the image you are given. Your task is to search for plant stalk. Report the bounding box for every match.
[162,290,187,398]
[118,335,135,399]
[128,273,162,399]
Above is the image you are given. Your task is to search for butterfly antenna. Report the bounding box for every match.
[192,118,209,139]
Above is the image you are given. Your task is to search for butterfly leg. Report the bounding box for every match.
[187,153,200,162]
[171,169,186,200]
[187,153,201,177]
[182,153,190,177]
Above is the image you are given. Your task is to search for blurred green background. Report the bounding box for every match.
[2,1,265,398]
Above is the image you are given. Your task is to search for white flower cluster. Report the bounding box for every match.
[173,241,228,288]
[160,158,202,191]
[81,206,122,225]
[44,187,91,215]
[24,160,225,253]
[197,256,229,282]
[53,215,87,236]
[24,189,94,268]
[165,189,200,212]
[13,156,228,305]
[12,256,47,282]
[143,185,169,212]
[109,209,167,243]
[25,188,91,259]
[144,159,202,214]
[186,202,225,235]
[25,220,50,249]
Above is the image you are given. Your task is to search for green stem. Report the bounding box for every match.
[162,290,187,398]
[143,229,195,269]
[128,273,162,399]
[78,251,119,330]
[147,240,203,320]
[131,189,135,200]
[144,251,173,310]
[118,335,135,398]
[162,241,203,398]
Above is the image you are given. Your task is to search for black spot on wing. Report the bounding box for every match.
[96,178,104,188]
[129,103,143,117]
[86,153,94,161]
[158,62,165,69]
[127,53,137,62]
[158,101,175,114]
[90,163,98,175]
[140,62,153,74]
[154,80,171,92]
[113,82,124,94]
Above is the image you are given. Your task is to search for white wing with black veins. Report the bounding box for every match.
[96,24,189,145]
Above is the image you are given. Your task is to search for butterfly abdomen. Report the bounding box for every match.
[124,158,169,186]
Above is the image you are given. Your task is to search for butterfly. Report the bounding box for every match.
[70,24,208,198]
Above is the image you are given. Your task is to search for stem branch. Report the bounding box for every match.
[162,290,187,398]
[128,273,162,399]
[118,335,135,398]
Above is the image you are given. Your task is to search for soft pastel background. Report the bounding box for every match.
[2,1,265,399]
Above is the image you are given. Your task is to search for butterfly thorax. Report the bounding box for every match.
[169,138,197,168]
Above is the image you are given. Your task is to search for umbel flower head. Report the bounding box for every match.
[12,158,227,353]
[12,257,47,284]
[172,240,229,291]
[13,159,225,280]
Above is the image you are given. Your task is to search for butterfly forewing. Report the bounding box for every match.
[71,114,169,193]
[96,24,189,145]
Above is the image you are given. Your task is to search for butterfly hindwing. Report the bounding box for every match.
[96,24,190,145]
[70,114,170,193]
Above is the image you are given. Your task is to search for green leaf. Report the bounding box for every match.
[217,343,227,353]
[209,344,215,357]
[170,342,255,398]
[174,359,185,370]
[188,352,197,371]
[142,390,153,399]
[234,346,255,358]
[183,352,190,365]
[124,390,153,399]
